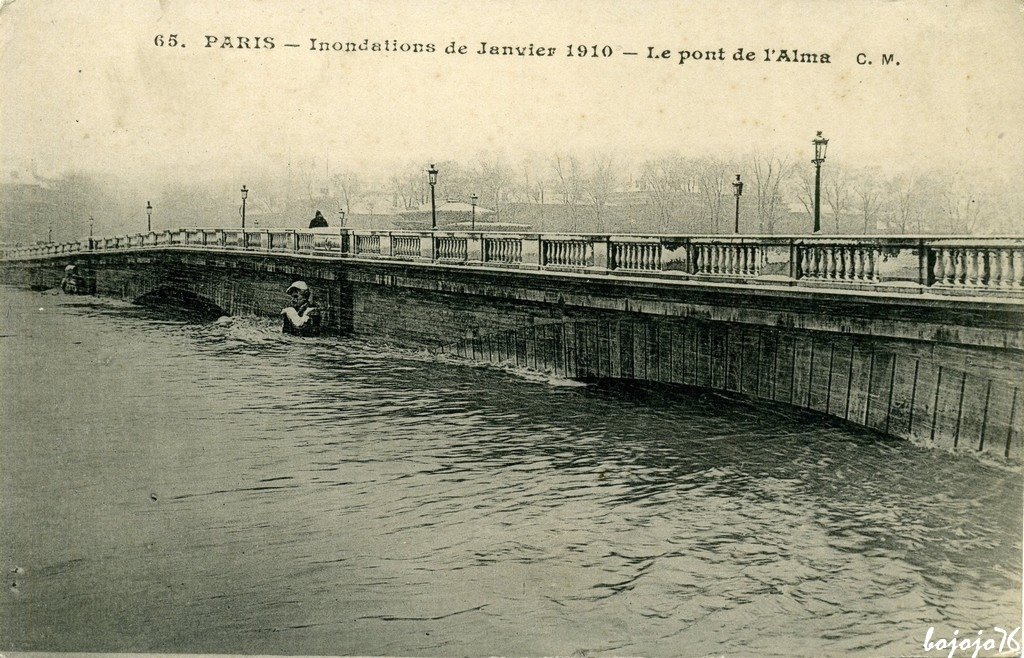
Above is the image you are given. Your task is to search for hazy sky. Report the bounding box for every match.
[2,0,1023,187]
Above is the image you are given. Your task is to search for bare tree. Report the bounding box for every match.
[584,154,620,232]
[886,175,921,234]
[940,179,987,234]
[552,153,585,232]
[331,171,365,220]
[751,153,791,234]
[823,166,850,233]
[695,157,731,233]
[851,171,884,234]
[474,156,514,221]
[638,156,689,231]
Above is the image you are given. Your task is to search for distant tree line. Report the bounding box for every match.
[3,151,1020,244]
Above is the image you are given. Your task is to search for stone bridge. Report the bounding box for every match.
[3,228,1022,460]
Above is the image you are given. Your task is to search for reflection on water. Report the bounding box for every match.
[0,287,1020,656]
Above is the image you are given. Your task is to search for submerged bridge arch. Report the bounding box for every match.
[439,317,1020,458]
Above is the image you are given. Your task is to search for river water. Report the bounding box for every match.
[0,286,1020,657]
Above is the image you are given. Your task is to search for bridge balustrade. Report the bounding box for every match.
[5,228,1024,298]
[296,232,316,252]
[221,230,243,248]
[392,234,421,258]
[243,231,263,249]
[542,236,595,268]
[483,236,523,264]
[929,242,1024,289]
[354,234,381,255]
[610,238,661,271]
[268,230,296,252]
[436,236,468,261]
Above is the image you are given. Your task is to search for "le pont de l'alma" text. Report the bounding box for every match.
[650,46,830,65]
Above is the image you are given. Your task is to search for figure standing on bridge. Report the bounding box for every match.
[308,210,328,228]
[282,280,321,336]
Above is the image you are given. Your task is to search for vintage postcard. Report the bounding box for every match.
[1,1,1022,656]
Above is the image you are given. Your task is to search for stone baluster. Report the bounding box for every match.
[965,249,978,286]
[951,249,963,285]
[1013,249,1024,288]
[935,248,946,284]
[998,250,1011,288]
[942,248,954,285]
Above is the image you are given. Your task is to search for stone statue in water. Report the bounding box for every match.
[281,280,321,336]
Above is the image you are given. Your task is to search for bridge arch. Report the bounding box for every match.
[134,286,228,321]
[439,317,1021,459]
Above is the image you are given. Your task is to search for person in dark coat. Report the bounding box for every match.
[308,210,328,228]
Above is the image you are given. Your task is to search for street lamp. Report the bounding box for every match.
[812,131,829,234]
[427,164,438,230]
[47,224,52,243]
[732,174,743,234]
[240,185,248,229]
[146,201,152,233]
[338,209,346,227]
[89,216,94,238]
[470,193,478,230]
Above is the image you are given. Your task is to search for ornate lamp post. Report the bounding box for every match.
[732,174,743,234]
[89,217,94,238]
[146,201,153,232]
[470,193,478,230]
[338,209,346,227]
[812,131,829,234]
[240,185,249,229]
[427,164,438,230]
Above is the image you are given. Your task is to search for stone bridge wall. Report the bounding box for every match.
[3,249,1021,460]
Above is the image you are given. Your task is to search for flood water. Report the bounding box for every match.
[0,285,1020,657]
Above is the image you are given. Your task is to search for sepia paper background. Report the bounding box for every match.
[2,0,1023,222]
[1,1,1023,656]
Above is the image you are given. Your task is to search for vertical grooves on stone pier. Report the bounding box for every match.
[806,340,816,408]
[978,380,992,452]
[825,343,835,413]
[884,355,897,435]
[771,332,780,400]
[756,332,763,396]
[930,366,944,443]
[1006,388,1018,458]
[908,360,920,436]
[953,372,967,448]
[863,350,875,426]
[844,344,855,420]
[789,337,797,405]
